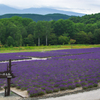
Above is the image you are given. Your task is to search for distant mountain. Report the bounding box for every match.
[0,4,20,14]
[0,4,85,16]
[0,13,75,22]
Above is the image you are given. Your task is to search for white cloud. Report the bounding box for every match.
[0,0,100,14]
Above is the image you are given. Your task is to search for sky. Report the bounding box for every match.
[0,0,100,14]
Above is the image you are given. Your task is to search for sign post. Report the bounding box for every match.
[0,59,15,96]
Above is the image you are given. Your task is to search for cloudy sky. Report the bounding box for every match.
[0,0,100,14]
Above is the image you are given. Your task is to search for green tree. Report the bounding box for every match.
[97,21,100,28]
[85,23,98,34]
[10,16,23,23]
[43,21,52,46]
[26,21,36,35]
[75,23,85,32]
[88,32,94,44]
[69,39,76,44]
[64,19,75,38]
[58,35,69,45]
[28,34,34,46]
[14,21,28,38]
[34,21,44,46]
[7,36,14,46]
[22,18,33,26]
[94,29,100,44]
[48,33,57,45]
[53,19,66,36]
[24,34,34,46]
[14,32,22,46]
[24,38,29,46]
[0,22,6,44]
[6,22,17,38]
[69,39,76,48]
[75,31,89,44]
[10,16,28,38]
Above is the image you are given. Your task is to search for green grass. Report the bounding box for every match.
[0,44,100,53]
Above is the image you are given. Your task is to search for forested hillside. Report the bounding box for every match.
[0,13,74,22]
[69,13,100,24]
[0,13,100,47]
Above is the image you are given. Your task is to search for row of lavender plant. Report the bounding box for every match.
[0,47,100,97]
[13,47,100,57]
[52,51,100,60]
[0,48,100,61]
[0,53,29,61]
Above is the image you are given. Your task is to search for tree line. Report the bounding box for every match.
[69,13,100,24]
[0,14,73,22]
[0,15,100,47]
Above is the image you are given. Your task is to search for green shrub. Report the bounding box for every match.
[76,84,81,87]
[54,84,59,87]
[60,87,66,91]
[16,86,20,89]
[21,87,27,91]
[30,93,38,97]
[11,84,16,87]
[83,86,88,90]
[38,91,45,96]
[41,87,45,90]
[88,85,93,88]
[93,84,98,87]
[46,90,53,94]
[0,87,3,90]
[53,88,59,92]
[68,86,75,89]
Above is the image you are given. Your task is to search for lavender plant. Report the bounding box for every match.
[0,48,100,97]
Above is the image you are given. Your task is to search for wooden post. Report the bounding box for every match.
[7,59,12,96]
[0,59,15,97]
[7,78,11,96]
[5,87,7,96]
[9,59,11,72]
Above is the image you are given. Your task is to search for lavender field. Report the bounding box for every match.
[0,48,100,97]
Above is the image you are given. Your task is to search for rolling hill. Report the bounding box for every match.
[0,13,76,22]
[0,4,85,16]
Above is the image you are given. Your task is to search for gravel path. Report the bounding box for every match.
[18,87,100,100]
[39,88,100,100]
[0,87,100,100]
[0,91,23,100]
